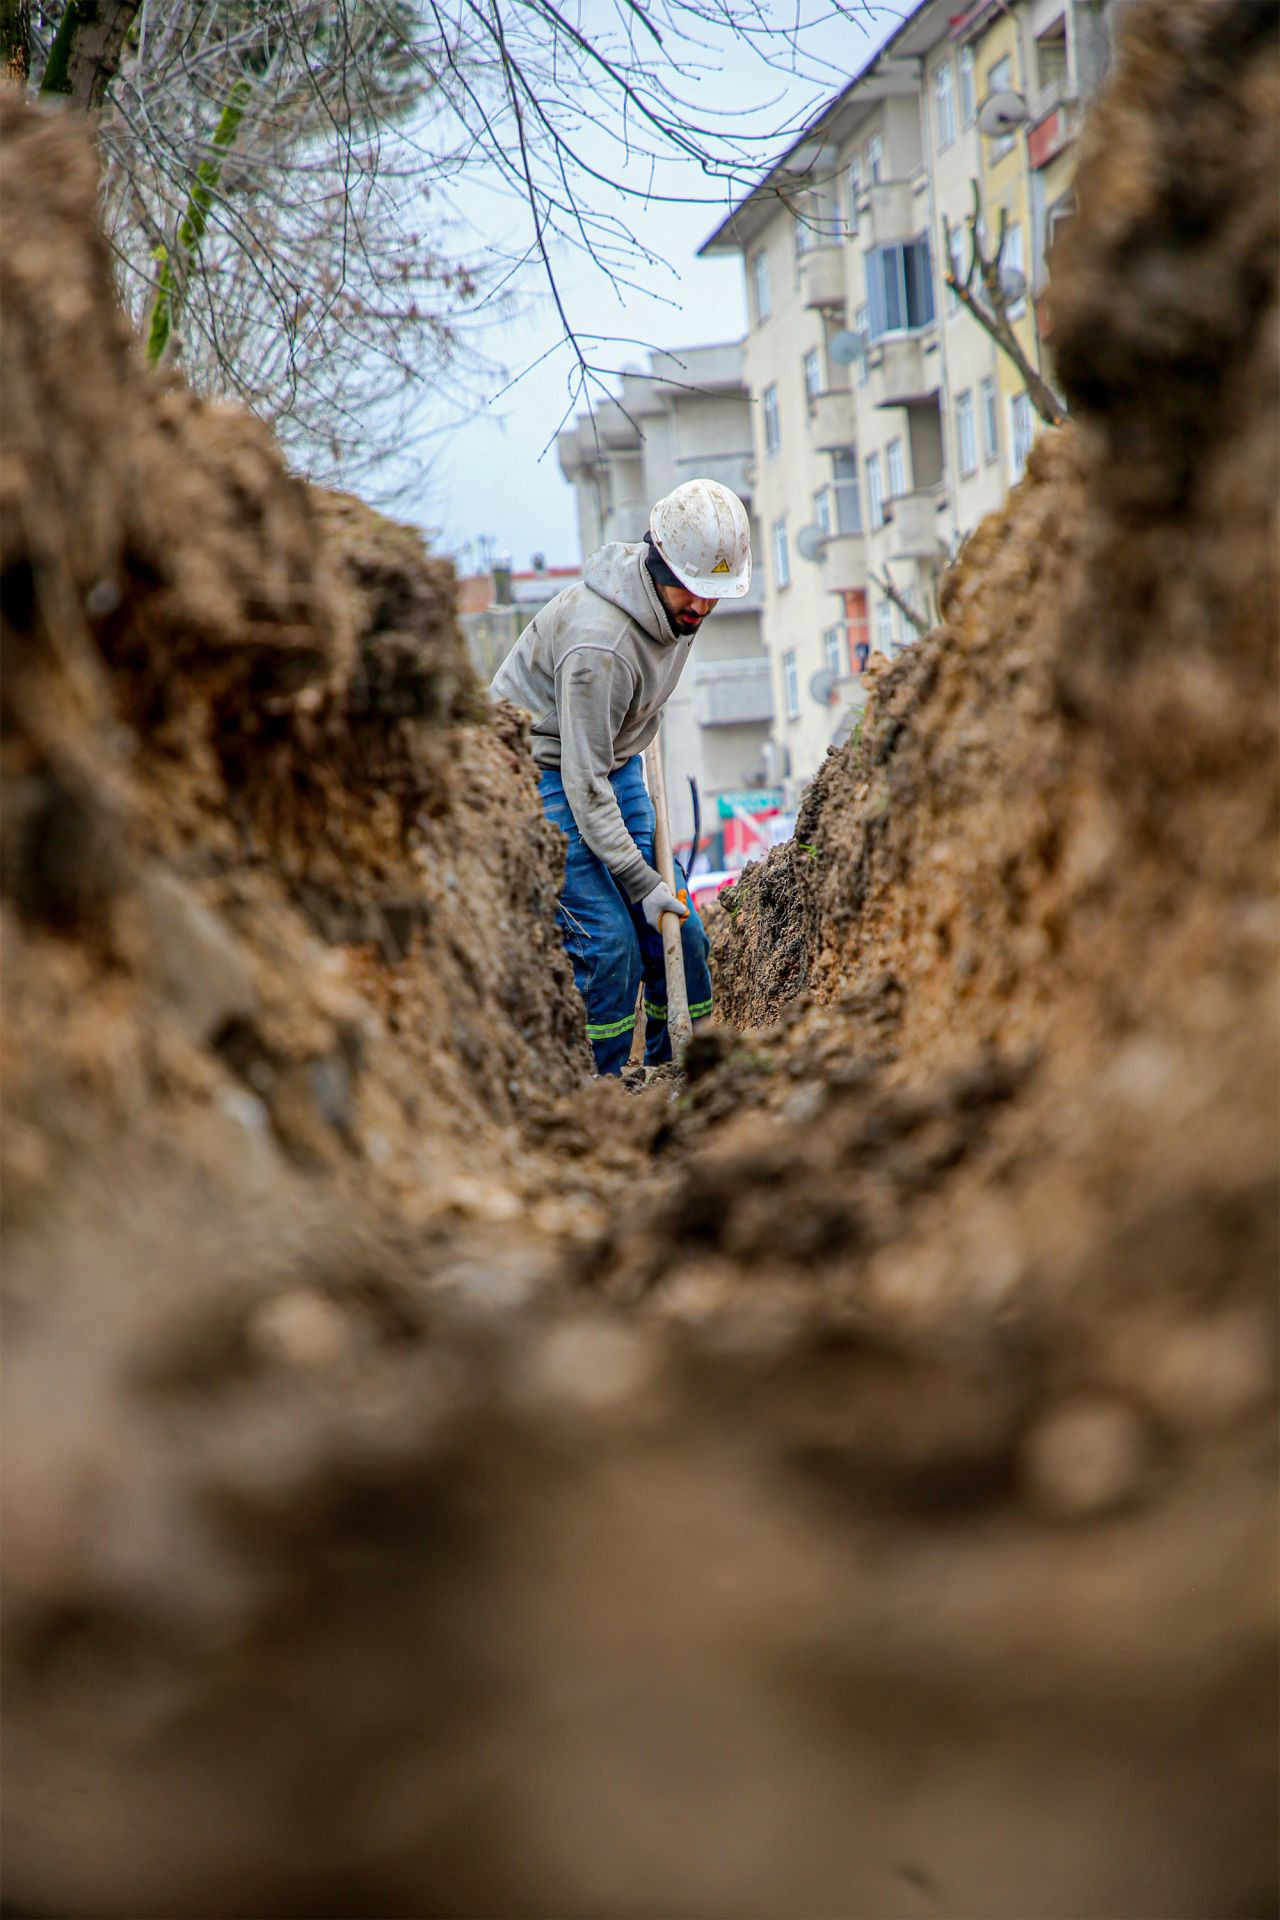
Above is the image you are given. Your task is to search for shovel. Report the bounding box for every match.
[643,731,693,1063]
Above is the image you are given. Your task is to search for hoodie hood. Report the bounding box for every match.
[583,541,676,647]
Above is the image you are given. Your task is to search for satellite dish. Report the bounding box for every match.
[795,523,827,563]
[828,328,867,367]
[978,88,1030,136]
[998,266,1028,302]
[808,668,839,707]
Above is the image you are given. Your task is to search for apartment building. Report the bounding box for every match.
[556,343,772,848]
[701,0,1103,801]
[458,563,581,681]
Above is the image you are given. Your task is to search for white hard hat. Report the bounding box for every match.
[649,478,752,599]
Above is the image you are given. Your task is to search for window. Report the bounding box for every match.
[959,43,977,123]
[886,436,906,499]
[865,131,883,183]
[1010,390,1035,479]
[794,208,813,263]
[803,346,822,405]
[980,375,999,461]
[1002,220,1026,316]
[823,625,845,681]
[833,449,862,533]
[772,516,791,589]
[934,60,956,151]
[813,486,832,536]
[847,155,861,233]
[751,249,771,324]
[955,389,977,475]
[854,302,871,385]
[866,239,935,337]
[763,382,780,457]
[866,451,884,529]
[1035,17,1069,98]
[986,54,1014,158]
[783,648,799,720]
[1046,192,1077,266]
[874,597,894,654]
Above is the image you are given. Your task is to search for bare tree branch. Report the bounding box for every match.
[870,568,931,638]
[943,176,1068,429]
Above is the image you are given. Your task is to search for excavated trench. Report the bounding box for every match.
[2,4,1278,1915]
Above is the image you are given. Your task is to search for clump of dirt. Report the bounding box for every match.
[2,5,1278,1917]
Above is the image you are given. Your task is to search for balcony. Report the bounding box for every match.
[862,179,917,249]
[820,530,866,587]
[674,449,755,505]
[1027,93,1081,170]
[798,245,847,312]
[602,500,648,544]
[867,332,939,409]
[693,657,774,727]
[883,487,948,562]
[807,387,858,452]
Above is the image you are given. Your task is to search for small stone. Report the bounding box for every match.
[1141,1311,1274,1433]
[250,1289,350,1370]
[84,577,121,618]
[216,1085,271,1139]
[1104,1037,1179,1112]
[780,1083,826,1125]
[1020,1395,1150,1521]
[309,1051,353,1134]
[142,870,256,1045]
[526,1319,656,1412]
[442,1175,523,1224]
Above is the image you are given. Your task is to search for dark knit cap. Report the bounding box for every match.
[642,531,685,592]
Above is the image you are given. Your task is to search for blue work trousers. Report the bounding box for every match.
[539,757,713,1076]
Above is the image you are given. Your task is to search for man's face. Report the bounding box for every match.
[658,583,718,636]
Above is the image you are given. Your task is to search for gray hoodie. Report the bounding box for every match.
[490,541,696,902]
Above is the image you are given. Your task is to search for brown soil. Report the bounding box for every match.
[2,4,1277,1916]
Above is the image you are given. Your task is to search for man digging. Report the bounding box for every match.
[491,478,752,1075]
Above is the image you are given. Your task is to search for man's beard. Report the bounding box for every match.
[674,612,703,634]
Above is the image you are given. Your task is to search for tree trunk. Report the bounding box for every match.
[39,0,140,112]
[1,0,30,85]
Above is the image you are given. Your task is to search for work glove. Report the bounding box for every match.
[639,879,689,931]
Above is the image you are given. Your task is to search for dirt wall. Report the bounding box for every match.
[0,91,590,1255]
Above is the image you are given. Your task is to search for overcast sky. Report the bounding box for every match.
[382,6,902,574]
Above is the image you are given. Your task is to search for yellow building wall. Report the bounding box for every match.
[973,9,1043,462]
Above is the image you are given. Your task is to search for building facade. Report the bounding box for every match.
[557,343,772,850]
[459,563,581,682]
[701,0,1106,804]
